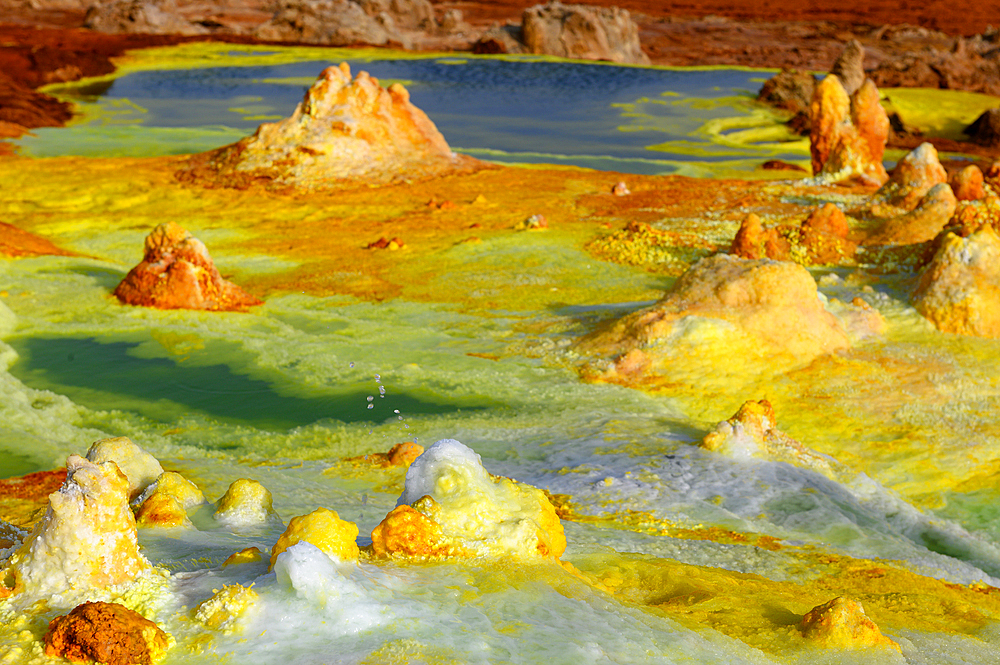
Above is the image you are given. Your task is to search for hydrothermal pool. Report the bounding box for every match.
[2,44,1000,665]
[16,43,808,176]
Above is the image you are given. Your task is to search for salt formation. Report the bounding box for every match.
[809,74,889,185]
[213,478,282,528]
[701,400,838,477]
[578,254,879,380]
[730,203,856,265]
[196,63,477,188]
[370,439,565,559]
[521,2,649,65]
[869,142,948,210]
[134,472,206,528]
[912,225,1000,337]
[194,584,260,632]
[269,508,359,569]
[799,597,899,651]
[865,182,957,246]
[86,436,164,502]
[113,222,263,311]
[0,455,149,598]
[44,601,171,665]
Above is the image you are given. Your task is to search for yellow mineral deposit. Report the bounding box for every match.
[371,439,566,560]
[134,472,206,528]
[799,597,900,651]
[213,479,282,528]
[269,508,360,570]
[0,455,149,598]
[194,584,260,632]
[86,436,165,502]
[913,225,1000,337]
[701,399,839,477]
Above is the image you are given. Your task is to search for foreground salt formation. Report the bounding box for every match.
[799,597,899,651]
[114,222,263,311]
[0,455,149,598]
[190,63,478,188]
[371,439,565,559]
[578,254,883,383]
[912,225,1000,337]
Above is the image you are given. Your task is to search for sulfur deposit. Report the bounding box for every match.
[799,597,899,651]
[701,400,838,477]
[192,63,479,188]
[912,225,1000,337]
[809,74,889,185]
[370,439,565,560]
[578,254,861,381]
[44,601,171,665]
[269,508,359,569]
[0,455,149,598]
[134,472,206,528]
[194,584,260,632]
[213,478,282,528]
[113,222,263,311]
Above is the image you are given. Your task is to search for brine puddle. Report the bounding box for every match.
[7,335,490,432]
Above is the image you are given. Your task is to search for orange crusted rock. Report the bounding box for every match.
[370,503,459,558]
[912,225,1000,338]
[799,597,899,651]
[348,442,424,468]
[113,222,262,311]
[799,203,856,264]
[865,182,957,246]
[872,142,948,210]
[951,164,986,202]
[193,63,479,188]
[809,75,888,185]
[44,601,170,665]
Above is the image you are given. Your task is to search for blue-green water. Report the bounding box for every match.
[18,55,805,174]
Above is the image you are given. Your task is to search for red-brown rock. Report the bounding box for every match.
[113,222,263,311]
[521,2,649,65]
[951,164,985,201]
[44,601,170,665]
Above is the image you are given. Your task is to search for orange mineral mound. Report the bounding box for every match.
[809,73,889,186]
[185,62,482,189]
[113,222,263,311]
[44,601,171,665]
[799,597,900,651]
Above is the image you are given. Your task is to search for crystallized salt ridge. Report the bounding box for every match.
[398,439,486,507]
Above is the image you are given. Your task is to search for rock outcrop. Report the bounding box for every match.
[254,0,435,48]
[44,601,171,665]
[869,142,948,210]
[521,2,649,65]
[809,74,889,185]
[912,225,1000,338]
[0,455,149,598]
[964,108,1000,147]
[84,0,208,36]
[755,69,816,116]
[799,597,899,651]
[370,439,565,560]
[191,63,478,189]
[113,222,263,311]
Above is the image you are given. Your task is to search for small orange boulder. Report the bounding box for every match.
[44,601,170,665]
[799,597,899,651]
[113,222,262,311]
